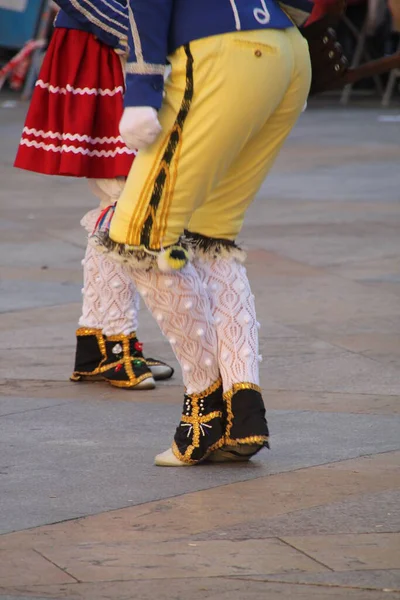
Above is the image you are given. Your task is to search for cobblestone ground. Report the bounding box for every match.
[0,97,399,599]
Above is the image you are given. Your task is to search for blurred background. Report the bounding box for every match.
[0,0,399,106]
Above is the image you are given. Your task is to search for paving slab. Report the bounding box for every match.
[263,569,400,592]
[1,398,399,533]
[1,580,400,600]
[282,533,400,571]
[0,280,81,313]
[192,490,400,538]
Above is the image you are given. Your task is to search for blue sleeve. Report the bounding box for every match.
[53,0,129,51]
[124,0,173,109]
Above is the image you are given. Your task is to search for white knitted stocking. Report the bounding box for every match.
[79,177,141,336]
[128,264,220,394]
[99,257,139,336]
[194,258,260,392]
[79,242,103,330]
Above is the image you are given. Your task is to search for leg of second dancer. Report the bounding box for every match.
[72,179,173,389]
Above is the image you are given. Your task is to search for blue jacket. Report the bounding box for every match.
[54,0,312,109]
[124,0,312,109]
[54,0,129,54]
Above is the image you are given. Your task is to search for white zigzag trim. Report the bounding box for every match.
[20,139,135,157]
[35,79,124,96]
[22,127,126,145]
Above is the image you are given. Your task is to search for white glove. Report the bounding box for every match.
[119,106,162,150]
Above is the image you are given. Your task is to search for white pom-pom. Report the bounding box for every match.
[112,280,122,289]
[183,364,191,373]
[211,283,218,291]
[239,282,246,291]
[222,352,229,361]
[204,358,212,367]
[196,328,205,337]
[81,287,85,295]
[256,321,261,329]
[165,278,174,288]
[169,337,176,345]
[110,310,118,318]
[139,288,148,297]
[258,354,263,363]
[156,313,163,322]
[184,301,193,310]
[81,259,85,266]
[215,316,221,325]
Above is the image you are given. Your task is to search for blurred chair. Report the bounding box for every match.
[340,0,388,103]
[382,36,400,105]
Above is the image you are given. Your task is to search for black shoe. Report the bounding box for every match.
[170,379,225,465]
[145,357,174,381]
[215,383,270,460]
[70,328,155,389]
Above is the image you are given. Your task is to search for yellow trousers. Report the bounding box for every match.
[110,27,311,250]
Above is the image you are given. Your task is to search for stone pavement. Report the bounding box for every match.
[0,98,399,600]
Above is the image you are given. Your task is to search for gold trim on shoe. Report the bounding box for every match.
[70,327,107,381]
[71,330,155,389]
[224,382,269,446]
[171,378,224,465]
[104,373,155,389]
[171,437,225,465]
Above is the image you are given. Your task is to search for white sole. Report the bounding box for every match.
[154,448,190,467]
[149,365,174,380]
[132,376,156,390]
[73,374,156,390]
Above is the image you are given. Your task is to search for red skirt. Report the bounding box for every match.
[14,28,135,178]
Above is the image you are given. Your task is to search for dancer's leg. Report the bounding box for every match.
[193,255,268,460]
[72,179,172,388]
[99,28,310,461]
[128,263,225,465]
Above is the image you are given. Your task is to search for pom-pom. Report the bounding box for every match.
[157,246,189,272]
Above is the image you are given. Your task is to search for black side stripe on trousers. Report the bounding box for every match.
[140,44,194,249]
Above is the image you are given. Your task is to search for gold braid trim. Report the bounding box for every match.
[72,327,107,378]
[172,436,225,466]
[224,434,269,446]
[106,332,136,342]
[224,382,269,446]
[180,411,222,424]
[186,378,222,400]
[172,379,224,464]
[127,5,165,76]
[69,0,128,40]
[122,333,136,383]
[104,372,153,388]
[73,331,153,386]
[76,327,102,337]
[106,332,152,387]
